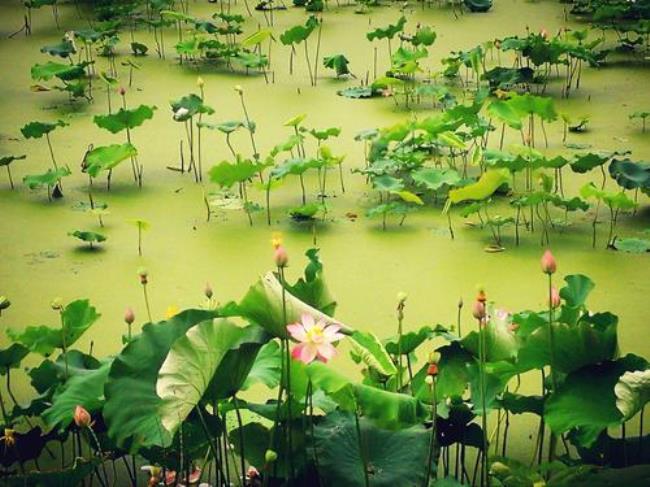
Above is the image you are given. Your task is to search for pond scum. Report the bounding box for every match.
[1,0,650,486]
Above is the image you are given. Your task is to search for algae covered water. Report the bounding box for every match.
[0,0,649,482]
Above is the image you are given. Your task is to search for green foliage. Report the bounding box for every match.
[93,105,156,133]
[7,300,100,356]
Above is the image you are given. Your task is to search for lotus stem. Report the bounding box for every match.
[233,396,247,487]
[354,406,371,487]
[424,379,437,487]
[142,284,152,323]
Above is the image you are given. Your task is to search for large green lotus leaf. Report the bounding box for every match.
[348,330,397,377]
[42,360,112,431]
[170,93,215,121]
[93,105,156,133]
[203,324,271,400]
[0,344,30,375]
[487,99,523,129]
[271,157,321,179]
[437,130,466,150]
[498,391,544,416]
[545,354,648,447]
[372,174,404,192]
[208,159,267,188]
[508,93,557,121]
[7,299,100,356]
[433,342,473,399]
[241,340,281,390]
[384,325,451,356]
[103,309,218,451]
[156,319,253,435]
[0,155,26,167]
[516,312,618,375]
[237,271,348,339]
[21,120,67,139]
[307,361,425,428]
[23,166,71,189]
[609,158,650,190]
[412,167,461,191]
[85,143,137,177]
[284,248,337,317]
[615,369,650,420]
[570,152,609,174]
[559,274,595,309]
[313,410,433,487]
[462,314,519,363]
[31,61,86,81]
[448,169,510,204]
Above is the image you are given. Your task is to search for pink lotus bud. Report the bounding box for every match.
[274,245,288,268]
[204,282,213,299]
[73,405,92,428]
[549,286,561,309]
[118,86,126,96]
[124,307,135,325]
[472,300,486,321]
[247,466,260,479]
[541,249,557,275]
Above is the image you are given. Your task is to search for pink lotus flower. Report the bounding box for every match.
[287,314,344,364]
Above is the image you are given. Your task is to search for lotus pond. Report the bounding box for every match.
[1,0,650,485]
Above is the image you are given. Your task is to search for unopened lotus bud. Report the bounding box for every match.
[427,363,439,376]
[549,286,561,309]
[247,466,260,479]
[204,282,213,299]
[234,85,244,95]
[541,249,557,275]
[118,86,126,96]
[197,76,205,88]
[124,307,135,325]
[424,375,434,386]
[51,297,63,311]
[264,449,278,463]
[472,300,486,321]
[457,297,463,308]
[274,246,288,268]
[73,405,92,428]
[397,292,408,305]
[138,267,149,285]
